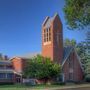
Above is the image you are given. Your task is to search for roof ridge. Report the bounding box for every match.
[53,12,58,20]
[42,16,49,26]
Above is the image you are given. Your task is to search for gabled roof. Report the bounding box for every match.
[10,52,41,60]
[19,52,41,59]
[62,46,84,72]
[42,13,59,28]
[62,46,73,64]
[42,16,49,26]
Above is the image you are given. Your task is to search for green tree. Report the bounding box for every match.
[76,31,90,82]
[64,38,76,46]
[76,42,87,70]
[85,31,90,82]
[64,38,89,75]
[64,0,90,29]
[85,54,90,82]
[23,55,61,82]
[0,53,3,60]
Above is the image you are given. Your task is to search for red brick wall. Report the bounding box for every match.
[73,51,83,81]
[42,22,53,61]
[42,14,63,63]
[62,60,69,82]
[53,15,63,63]
[63,50,83,82]
[11,57,26,73]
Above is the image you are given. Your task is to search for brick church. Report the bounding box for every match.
[41,13,83,82]
[0,13,84,84]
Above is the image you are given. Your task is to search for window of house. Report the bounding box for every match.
[7,73,13,79]
[47,30,48,41]
[0,73,6,79]
[43,27,51,43]
[44,31,46,42]
[69,72,73,80]
[6,65,13,69]
[0,65,4,69]
[49,28,51,41]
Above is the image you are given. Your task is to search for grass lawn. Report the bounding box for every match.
[0,83,90,90]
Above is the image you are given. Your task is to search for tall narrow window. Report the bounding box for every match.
[44,29,46,42]
[43,27,51,43]
[44,33,46,42]
[47,28,48,41]
[69,72,73,80]
[49,28,51,41]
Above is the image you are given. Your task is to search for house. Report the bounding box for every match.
[0,59,14,84]
[10,13,84,83]
[0,54,22,84]
[0,54,14,84]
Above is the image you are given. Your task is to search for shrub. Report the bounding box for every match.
[85,75,90,82]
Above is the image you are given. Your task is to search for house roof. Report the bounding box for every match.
[62,46,74,65]
[62,46,84,72]
[10,52,41,60]
[42,13,59,28]
[20,52,41,59]
[63,47,73,61]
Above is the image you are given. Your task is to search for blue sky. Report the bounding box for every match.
[0,0,86,57]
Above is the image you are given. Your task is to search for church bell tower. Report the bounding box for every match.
[42,13,63,63]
